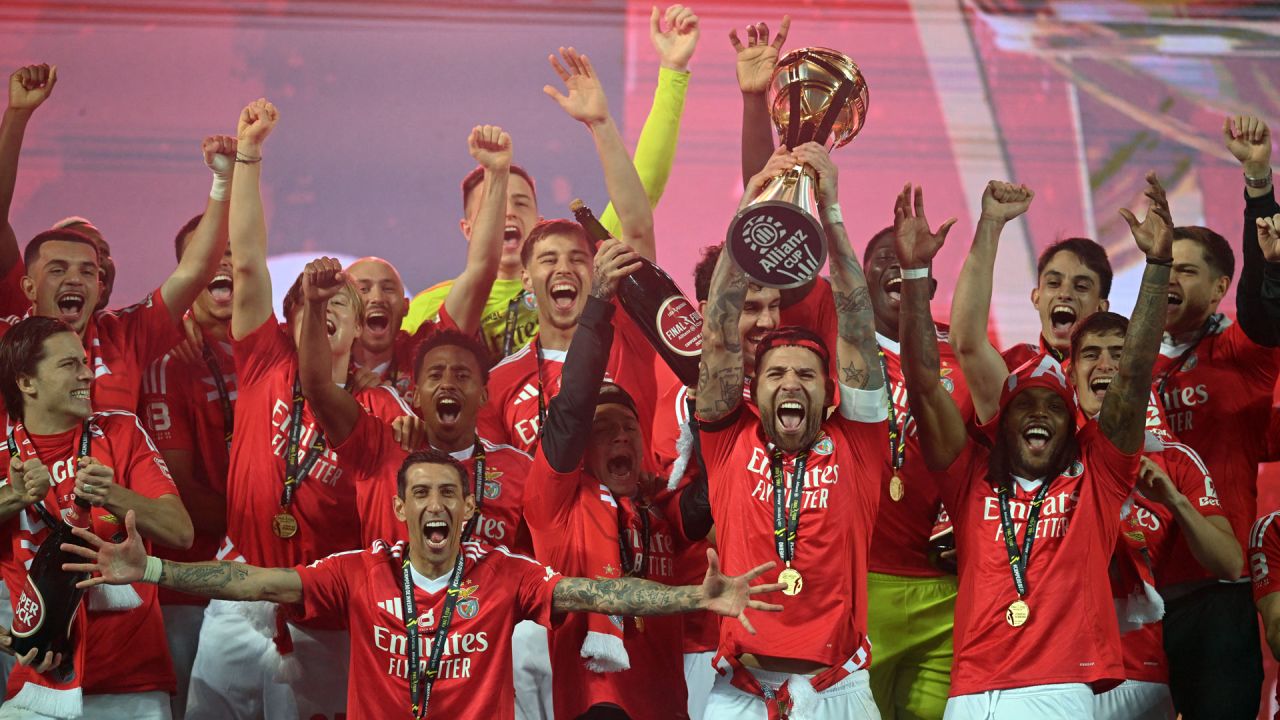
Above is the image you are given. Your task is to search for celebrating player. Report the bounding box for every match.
[899,174,1171,718]
[59,450,783,720]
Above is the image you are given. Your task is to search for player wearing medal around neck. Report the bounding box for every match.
[898,174,1173,719]
[1059,310,1241,720]
[58,450,784,720]
[183,98,414,720]
[0,316,193,720]
[691,143,889,720]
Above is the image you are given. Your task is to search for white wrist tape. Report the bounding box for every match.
[142,555,163,584]
[901,266,930,280]
[208,153,234,202]
[822,203,843,226]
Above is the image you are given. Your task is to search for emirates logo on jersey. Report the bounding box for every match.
[11,576,45,637]
[656,297,703,357]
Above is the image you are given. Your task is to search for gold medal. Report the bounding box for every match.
[778,567,804,596]
[889,474,905,502]
[272,512,298,539]
[1006,599,1030,627]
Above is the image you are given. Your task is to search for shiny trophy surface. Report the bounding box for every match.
[727,48,869,288]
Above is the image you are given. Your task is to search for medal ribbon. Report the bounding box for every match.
[502,291,522,359]
[770,446,810,564]
[459,439,486,544]
[1155,315,1219,399]
[876,348,908,474]
[7,420,94,528]
[533,336,548,435]
[401,545,466,720]
[279,374,334,509]
[996,478,1053,599]
[202,343,234,452]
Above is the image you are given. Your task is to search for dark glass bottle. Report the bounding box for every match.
[572,199,702,387]
[10,498,94,683]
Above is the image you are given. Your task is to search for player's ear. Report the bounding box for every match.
[393,494,407,523]
[1099,298,1110,312]
[463,494,476,524]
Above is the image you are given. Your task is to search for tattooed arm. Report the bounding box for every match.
[553,550,785,632]
[60,509,303,604]
[1100,172,1173,455]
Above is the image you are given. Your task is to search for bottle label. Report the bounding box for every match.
[656,297,703,357]
[11,574,46,638]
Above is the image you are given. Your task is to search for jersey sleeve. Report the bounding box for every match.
[931,436,983,522]
[1250,513,1280,603]
[115,288,184,368]
[232,312,293,387]
[140,354,195,453]
[111,413,180,499]
[294,550,362,624]
[522,450,583,532]
[1216,322,1280,390]
[1159,438,1225,519]
[1079,420,1142,508]
[333,409,397,479]
[359,384,415,423]
[503,548,565,628]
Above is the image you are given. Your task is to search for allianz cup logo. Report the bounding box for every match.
[12,575,45,637]
[734,212,822,287]
[742,215,786,251]
[656,297,703,357]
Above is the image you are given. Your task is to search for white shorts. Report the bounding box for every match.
[162,604,205,720]
[684,651,716,720]
[1093,680,1173,720]
[512,620,552,720]
[944,683,1093,720]
[186,600,295,720]
[285,622,348,720]
[704,667,880,720]
[0,690,170,720]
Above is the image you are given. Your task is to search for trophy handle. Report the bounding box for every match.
[779,50,864,150]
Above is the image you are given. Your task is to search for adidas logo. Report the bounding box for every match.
[377,599,404,621]
[513,383,540,405]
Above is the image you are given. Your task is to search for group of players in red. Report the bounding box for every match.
[0,8,1278,720]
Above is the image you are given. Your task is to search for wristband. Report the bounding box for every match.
[142,555,163,584]
[1146,256,1173,267]
[1245,168,1273,189]
[821,203,843,226]
[901,266,930,280]
[234,152,262,165]
[207,153,234,202]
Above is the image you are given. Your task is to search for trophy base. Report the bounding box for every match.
[726,200,827,289]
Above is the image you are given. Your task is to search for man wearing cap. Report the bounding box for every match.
[895,175,1173,718]
[692,144,889,718]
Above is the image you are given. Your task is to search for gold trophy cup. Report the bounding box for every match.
[727,48,869,288]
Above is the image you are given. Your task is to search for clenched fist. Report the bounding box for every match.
[236,98,279,154]
[468,125,512,173]
[8,64,57,114]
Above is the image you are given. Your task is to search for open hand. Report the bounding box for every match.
[893,183,956,269]
[62,509,146,588]
[728,17,790,95]
[1118,171,1173,261]
[698,549,785,635]
[302,257,346,304]
[468,124,513,173]
[544,48,609,127]
[651,5,701,73]
[9,64,57,113]
[980,180,1034,223]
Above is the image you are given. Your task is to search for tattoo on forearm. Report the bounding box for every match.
[698,250,750,419]
[160,560,251,599]
[831,253,885,390]
[553,577,699,616]
[1099,267,1169,449]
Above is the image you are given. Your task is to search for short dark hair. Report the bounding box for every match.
[281,271,365,327]
[414,328,492,384]
[23,229,100,272]
[861,226,896,269]
[1174,226,1234,281]
[1070,311,1129,360]
[520,218,593,268]
[461,163,537,214]
[397,449,470,498]
[0,317,77,421]
[1036,238,1113,299]
[693,245,723,302]
[173,214,204,261]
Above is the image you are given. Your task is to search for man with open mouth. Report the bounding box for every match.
[899,172,1172,719]
[401,5,700,363]
[59,446,783,720]
[347,125,511,399]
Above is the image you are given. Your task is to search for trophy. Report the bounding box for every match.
[727,48,869,288]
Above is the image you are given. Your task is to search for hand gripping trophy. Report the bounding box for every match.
[727,48,869,288]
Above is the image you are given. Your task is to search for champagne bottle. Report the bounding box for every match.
[571,199,702,387]
[11,497,94,683]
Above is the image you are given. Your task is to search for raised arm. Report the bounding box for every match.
[545,48,655,260]
[62,510,300,604]
[553,549,783,633]
[228,99,278,340]
[950,181,1035,423]
[298,257,361,446]
[794,143,884,391]
[0,65,57,276]
[729,17,789,185]
[895,184,968,470]
[1223,116,1280,345]
[1099,172,1173,453]
[442,126,511,335]
[158,136,235,323]
[538,239,641,472]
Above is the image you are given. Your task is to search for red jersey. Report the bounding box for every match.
[1251,510,1280,720]
[0,262,29,318]
[781,277,839,368]
[524,451,686,720]
[140,338,236,607]
[477,304,657,455]
[872,330,973,576]
[293,541,563,720]
[334,410,531,553]
[939,420,1139,696]
[697,395,888,668]
[225,315,413,570]
[1155,316,1280,575]
[2,412,180,697]
[1002,335,1064,371]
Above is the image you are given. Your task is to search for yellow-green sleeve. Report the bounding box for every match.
[402,281,453,334]
[599,66,690,239]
